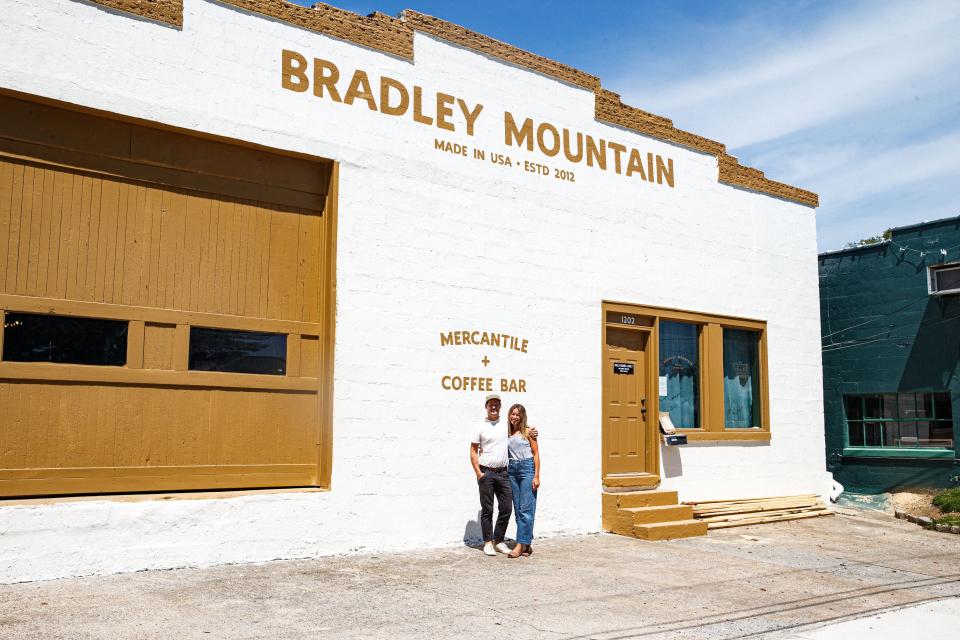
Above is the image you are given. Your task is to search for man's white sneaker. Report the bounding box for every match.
[494,542,511,554]
[483,542,496,556]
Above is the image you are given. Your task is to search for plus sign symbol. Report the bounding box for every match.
[481,355,490,367]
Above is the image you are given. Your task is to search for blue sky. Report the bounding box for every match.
[292,0,960,250]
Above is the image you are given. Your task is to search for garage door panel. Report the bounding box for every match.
[0,96,332,497]
[0,155,322,324]
[0,382,318,475]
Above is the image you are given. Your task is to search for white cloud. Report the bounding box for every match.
[630,0,960,148]
[611,0,960,250]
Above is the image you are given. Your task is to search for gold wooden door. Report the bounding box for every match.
[603,326,649,477]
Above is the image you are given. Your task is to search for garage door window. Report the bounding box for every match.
[2,312,128,366]
[188,327,287,375]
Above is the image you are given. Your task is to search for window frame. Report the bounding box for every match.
[606,301,770,442]
[842,391,955,459]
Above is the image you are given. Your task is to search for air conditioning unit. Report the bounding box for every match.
[928,263,960,296]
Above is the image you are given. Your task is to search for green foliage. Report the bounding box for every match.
[932,487,960,513]
[843,228,893,249]
[934,514,960,527]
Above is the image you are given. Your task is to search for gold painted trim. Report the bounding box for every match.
[401,10,600,90]
[601,303,661,485]
[602,474,661,489]
[216,1,413,59]
[82,0,183,27]
[0,486,328,507]
[0,294,323,336]
[603,300,771,442]
[317,162,339,490]
[0,361,320,391]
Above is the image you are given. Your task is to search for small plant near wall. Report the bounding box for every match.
[932,487,960,513]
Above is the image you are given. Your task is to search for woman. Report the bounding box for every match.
[506,403,540,558]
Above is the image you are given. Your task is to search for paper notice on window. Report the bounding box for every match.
[658,375,668,396]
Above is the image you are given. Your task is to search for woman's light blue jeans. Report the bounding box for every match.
[508,457,537,545]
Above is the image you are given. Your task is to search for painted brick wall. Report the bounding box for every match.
[0,0,830,582]
[820,219,960,493]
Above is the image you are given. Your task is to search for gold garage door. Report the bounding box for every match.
[0,95,335,497]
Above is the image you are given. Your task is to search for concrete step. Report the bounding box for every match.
[633,519,707,541]
[602,490,679,511]
[623,504,694,524]
[603,504,695,535]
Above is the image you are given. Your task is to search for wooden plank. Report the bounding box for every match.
[211,197,227,315]
[157,189,175,309]
[120,183,142,305]
[317,162,338,490]
[0,142,326,212]
[256,205,271,318]
[227,199,242,317]
[142,322,174,370]
[45,168,67,298]
[267,208,300,321]
[182,193,205,313]
[126,320,145,369]
[698,507,830,523]
[85,177,103,302]
[33,166,54,296]
[95,178,120,303]
[110,178,129,305]
[286,334,301,377]
[686,494,819,505]
[167,191,188,311]
[300,335,319,377]
[173,323,189,371]
[0,293,323,335]
[0,465,318,499]
[3,161,24,294]
[0,158,13,289]
[707,511,834,529]
[14,162,36,295]
[145,186,163,307]
[0,310,5,360]
[61,170,82,300]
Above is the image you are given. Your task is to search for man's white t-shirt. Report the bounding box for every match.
[473,418,509,468]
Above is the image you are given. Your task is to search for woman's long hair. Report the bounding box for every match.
[508,403,529,440]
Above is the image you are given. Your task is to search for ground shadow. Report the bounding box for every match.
[462,510,483,548]
[660,444,683,478]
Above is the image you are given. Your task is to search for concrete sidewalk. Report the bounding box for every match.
[1,509,958,639]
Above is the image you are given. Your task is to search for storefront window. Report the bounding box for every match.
[189,328,287,375]
[659,321,699,428]
[723,328,761,428]
[2,312,128,366]
[844,392,954,449]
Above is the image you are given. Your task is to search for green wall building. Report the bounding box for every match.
[820,217,960,493]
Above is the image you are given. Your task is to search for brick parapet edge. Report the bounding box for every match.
[77,0,819,208]
[83,0,184,27]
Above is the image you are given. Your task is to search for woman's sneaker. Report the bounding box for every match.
[483,542,496,556]
[494,542,511,554]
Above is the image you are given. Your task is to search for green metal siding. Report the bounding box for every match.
[820,218,960,493]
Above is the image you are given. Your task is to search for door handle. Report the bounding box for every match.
[641,398,647,418]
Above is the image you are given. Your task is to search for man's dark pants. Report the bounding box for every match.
[478,465,513,542]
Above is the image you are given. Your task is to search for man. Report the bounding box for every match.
[470,393,537,556]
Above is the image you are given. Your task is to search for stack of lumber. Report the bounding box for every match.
[684,494,833,529]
